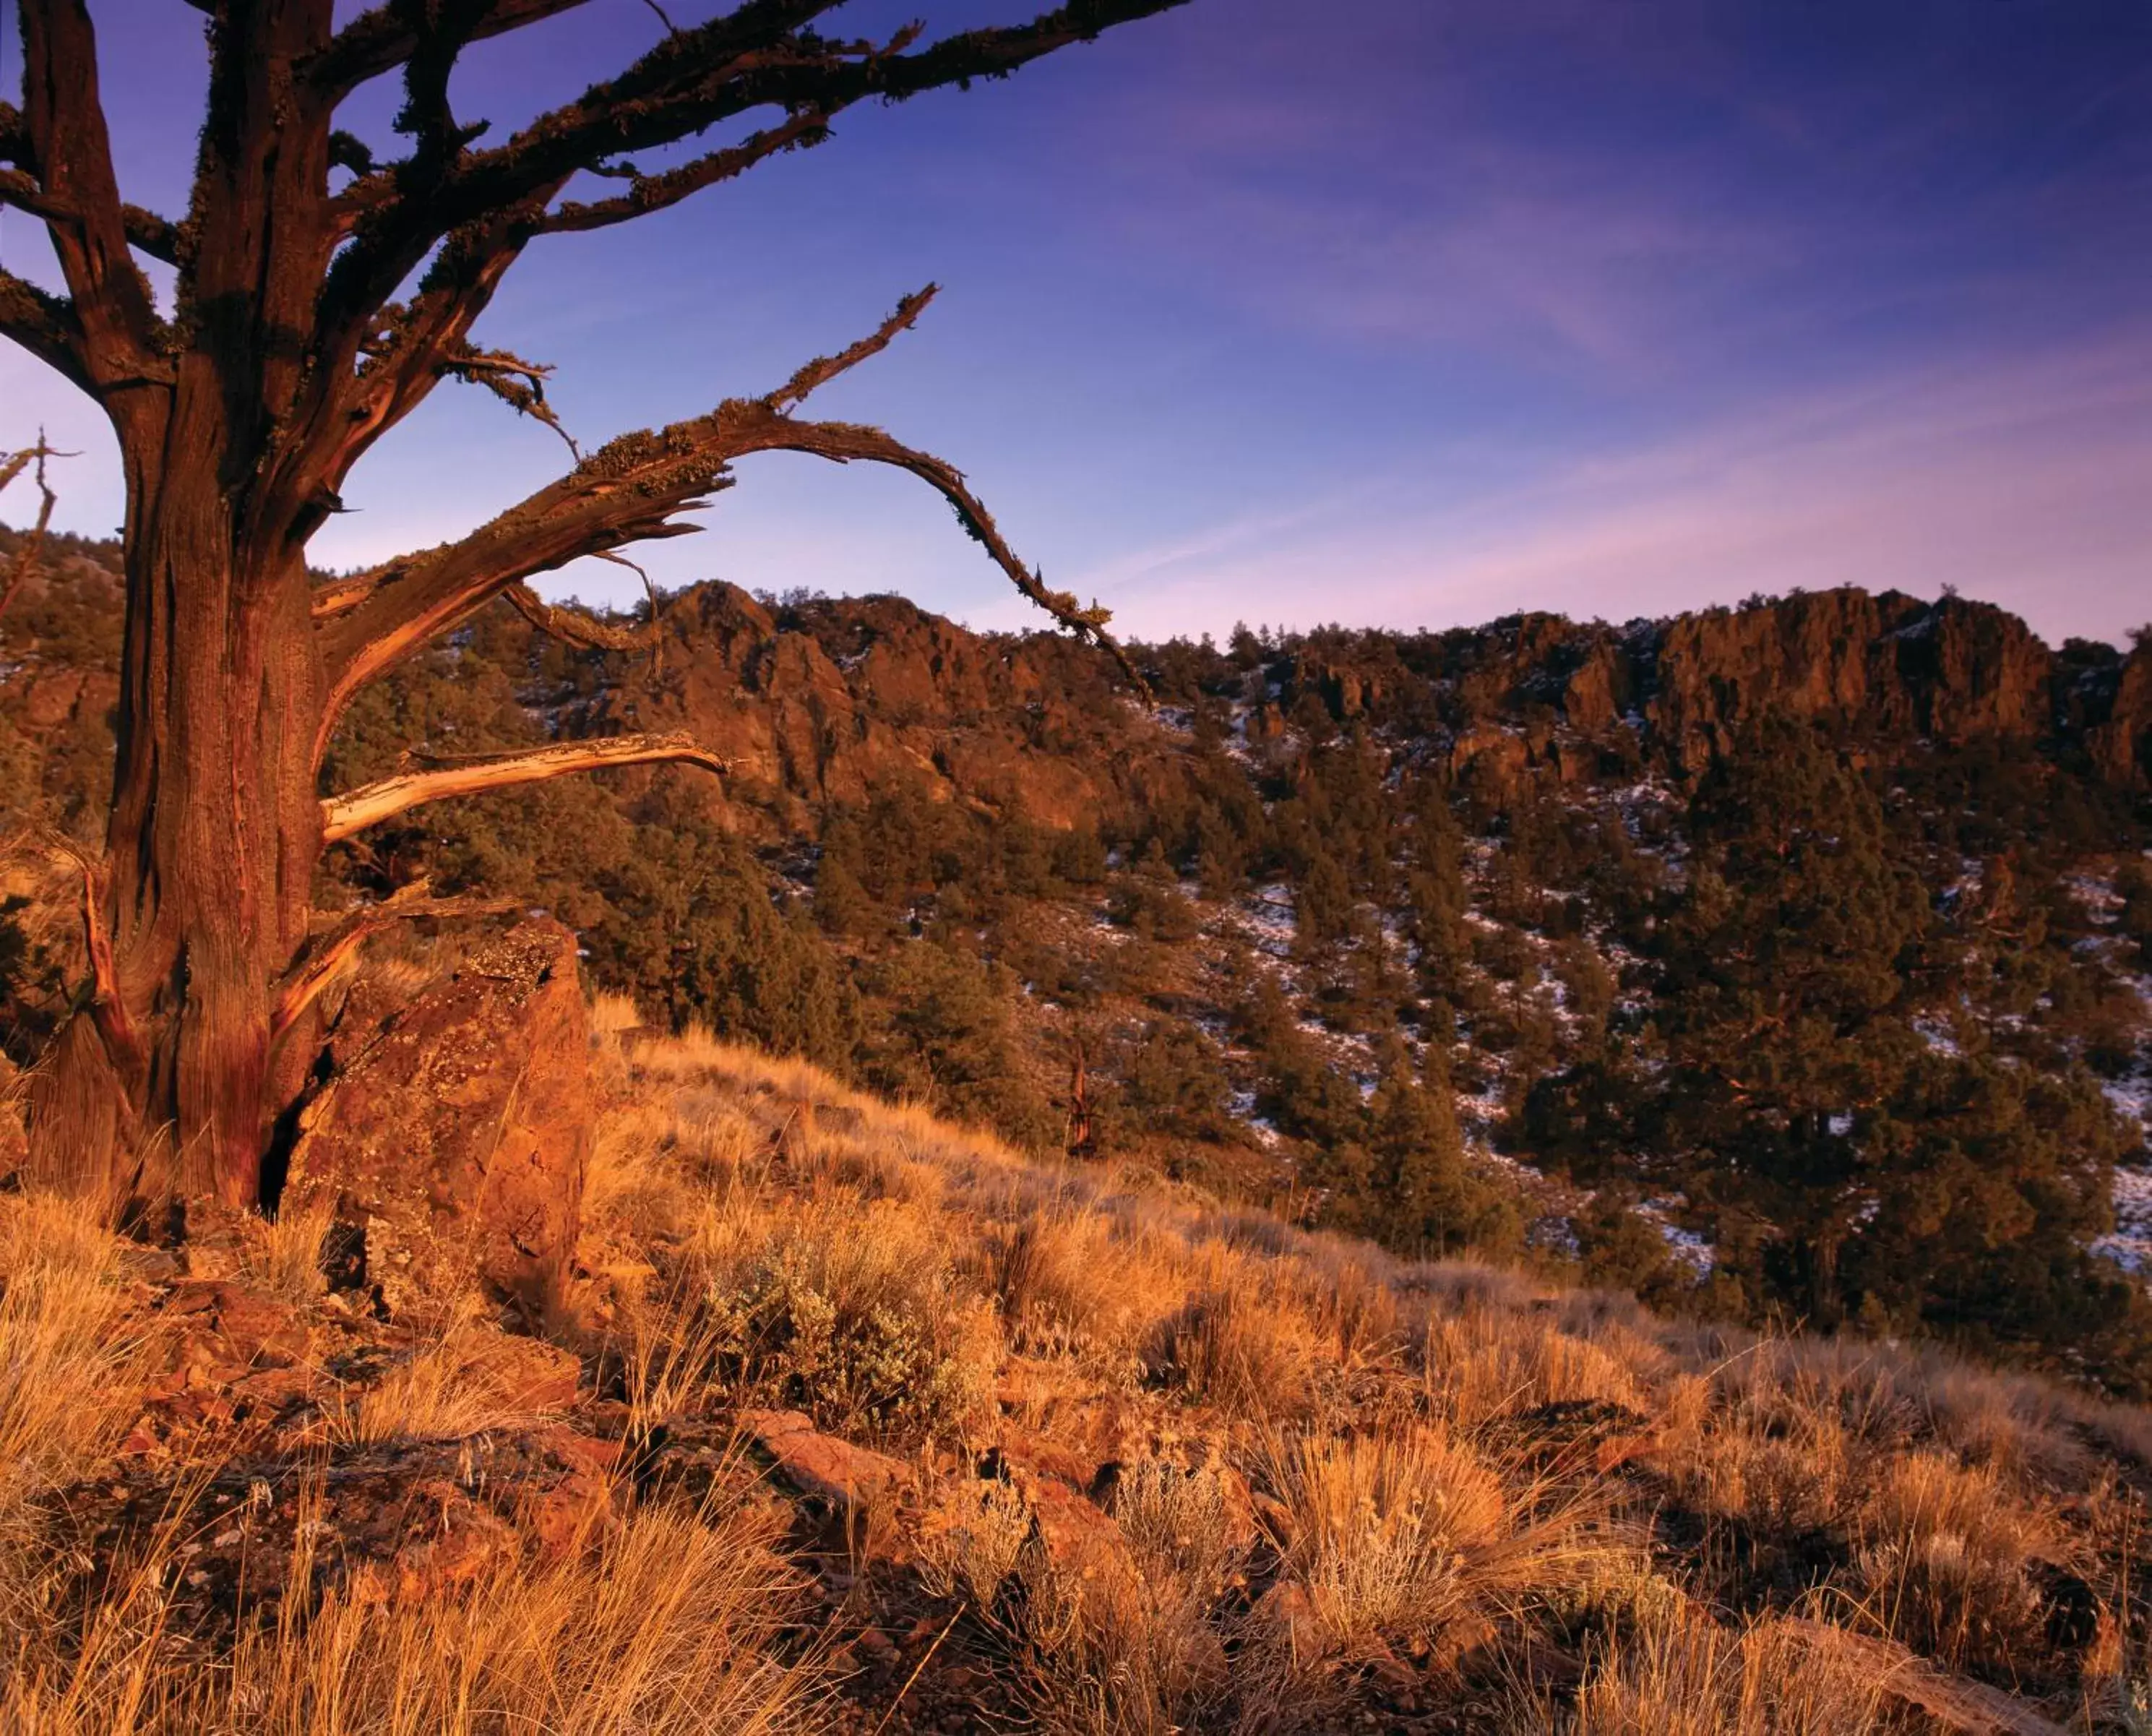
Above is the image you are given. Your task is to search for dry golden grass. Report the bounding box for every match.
[1852,1450,2060,1673]
[655,1189,1002,1442]
[987,1458,1258,1735]
[920,1474,1035,1608]
[3,1497,823,1734]
[1413,1289,1653,1432]
[253,1192,335,1304]
[326,1303,571,1446]
[1147,1268,1325,1420]
[1536,1605,1890,1735]
[9,1015,2149,1733]
[1257,1424,1578,1661]
[0,1190,150,1512]
[1012,1544,1232,1736]
[601,1031,2152,1727]
[991,1208,1144,1359]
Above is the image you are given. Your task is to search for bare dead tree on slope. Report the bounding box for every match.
[0,0,1176,1206]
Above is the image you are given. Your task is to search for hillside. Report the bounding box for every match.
[5,994,2151,1732]
[4,524,2151,1391]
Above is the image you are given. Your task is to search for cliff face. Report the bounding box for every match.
[1643,589,2057,770]
[2088,641,2152,789]
[2,541,2144,845]
[560,583,2145,825]
[560,583,1178,829]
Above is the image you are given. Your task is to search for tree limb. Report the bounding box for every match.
[14,830,147,1101]
[296,0,1184,495]
[0,437,65,624]
[438,341,579,453]
[316,287,1142,756]
[0,170,183,267]
[306,0,599,103]
[119,202,183,267]
[15,0,163,384]
[533,105,834,237]
[754,417,1144,690]
[0,267,95,395]
[311,569,384,622]
[321,731,729,843]
[502,582,650,653]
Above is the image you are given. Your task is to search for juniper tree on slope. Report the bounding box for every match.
[0,0,1178,1203]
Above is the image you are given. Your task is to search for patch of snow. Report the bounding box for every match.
[1634,1197,1716,1275]
[2093,1164,2152,1276]
[1237,884,1299,959]
[2067,872,2122,923]
[1913,1015,1962,1057]
[2104,1073,2151,1138]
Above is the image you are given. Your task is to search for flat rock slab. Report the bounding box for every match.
[741,1408,908,1519]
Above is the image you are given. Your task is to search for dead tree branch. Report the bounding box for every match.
[306,0,600,103]
[502,582,650,653]
[321,731,728,843]
[289,1,1185,507]
[316,287,1141,755]
[0,437,66,624]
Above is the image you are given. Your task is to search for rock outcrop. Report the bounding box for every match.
[1645,589,2055,772]
[283,919,590,1318]
[2088,639,2152,788]
[564,583,1161,830]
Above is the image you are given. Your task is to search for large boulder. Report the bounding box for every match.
[283,919,590,1318]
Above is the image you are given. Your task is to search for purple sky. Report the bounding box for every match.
[4,0,2149,645]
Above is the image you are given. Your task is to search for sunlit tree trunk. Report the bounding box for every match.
[4,0,1164,1208]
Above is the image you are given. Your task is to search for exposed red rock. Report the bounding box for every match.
[564,583,1157,829]
[283,918,591,1318]
[741,1406,911,1519]
[2089,638,2152,788]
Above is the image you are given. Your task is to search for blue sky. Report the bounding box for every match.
[4,0,2148,644]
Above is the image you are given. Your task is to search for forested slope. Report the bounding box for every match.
[4,522,2149,1389]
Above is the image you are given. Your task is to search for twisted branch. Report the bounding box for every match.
[317,287,1142,759]
[0,437,65,624]
[502,582,651,654]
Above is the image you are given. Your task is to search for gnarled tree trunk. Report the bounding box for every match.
[4,0,1169,1210]
[97,520,324,1202]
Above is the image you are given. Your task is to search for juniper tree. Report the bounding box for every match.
[0,0,1177,1204]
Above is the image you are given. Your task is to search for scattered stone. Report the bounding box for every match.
[741,1408,909,1520]
[1025,1473,1127,1575]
